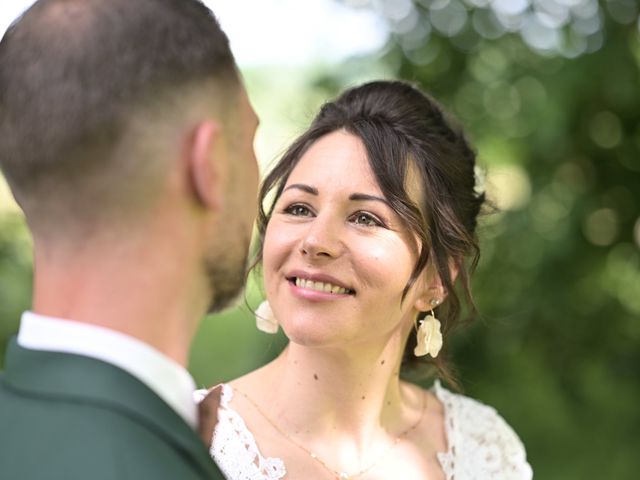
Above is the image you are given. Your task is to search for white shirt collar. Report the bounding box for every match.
[17,311,198,429]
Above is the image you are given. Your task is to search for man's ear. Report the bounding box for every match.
[186,120,223,211]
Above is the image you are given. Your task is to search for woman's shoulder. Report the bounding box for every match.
[194,366,269,407]
[430,380,533,480]
[196,382,287,480]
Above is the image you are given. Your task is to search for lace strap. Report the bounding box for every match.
[433,381,533,480]
[209,384,286,480]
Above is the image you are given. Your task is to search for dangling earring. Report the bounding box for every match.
[255,300,278,334]
[414,298,443,358]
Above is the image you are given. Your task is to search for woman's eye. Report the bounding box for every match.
[352,212,382,227]
[284,204,312,217]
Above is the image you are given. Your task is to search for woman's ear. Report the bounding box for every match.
[185,120,223,211]
[413,257,460,311]
[414,294,434,313]
[414,283,443,312]
[413,264,443,312]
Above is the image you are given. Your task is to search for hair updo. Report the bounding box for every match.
[254,80,485,384]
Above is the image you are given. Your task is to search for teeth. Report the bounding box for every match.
[295,277,349,294]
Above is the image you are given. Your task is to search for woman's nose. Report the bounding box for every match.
[299,215,343,260]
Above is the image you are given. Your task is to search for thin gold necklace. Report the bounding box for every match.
[234,387,427,479]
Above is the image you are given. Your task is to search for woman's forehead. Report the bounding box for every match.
[285,131,381,194]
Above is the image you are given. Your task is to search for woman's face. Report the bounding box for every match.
[262,130,432,350]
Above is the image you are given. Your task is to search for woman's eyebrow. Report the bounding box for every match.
[349,193,391,207]
[283,185,391,207]
[283,183,318,195]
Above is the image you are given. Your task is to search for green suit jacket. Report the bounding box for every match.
[0,338,225,480]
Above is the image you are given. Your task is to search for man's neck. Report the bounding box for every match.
[31,239,207,366]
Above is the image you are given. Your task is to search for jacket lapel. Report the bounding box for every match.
[4,338,221,478]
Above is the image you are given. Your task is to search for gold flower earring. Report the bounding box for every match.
[255,300,279,334]
[414,298,443,358]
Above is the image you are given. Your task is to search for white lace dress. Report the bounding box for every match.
[195,382,533,480]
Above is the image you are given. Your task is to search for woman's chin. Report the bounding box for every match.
[281,323,348,349]
[283,330,334,348]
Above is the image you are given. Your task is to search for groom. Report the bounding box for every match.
[0,0,258,479]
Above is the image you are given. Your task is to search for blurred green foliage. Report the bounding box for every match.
[1,0,639,478]
[0,214,32,363]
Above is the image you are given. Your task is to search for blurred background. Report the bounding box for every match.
[1,0,639,478]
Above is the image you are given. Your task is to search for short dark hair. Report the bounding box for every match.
[254,80,485,384]
[0,0,239,233]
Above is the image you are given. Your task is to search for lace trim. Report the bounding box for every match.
[197,382,532,480]
[433,381,533,480]
[195,385,286,480]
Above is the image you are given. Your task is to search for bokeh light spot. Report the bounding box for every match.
[522,11,561,51]
[430,0,469,36]
[604,243,640,314]
[472,7,507,38]
[535,4,570,29]
[585,29,605,53]
[554,161,590,193]
[530,188,573,238]
[494,0,530,16]
[605,0,638,25]
[464,0,491,7]
[374,0,414,21]
[399,20,431,49]
[487,164,532,211]
[571,10,602,35]
[484,84,522,120]
[589,111,623,148]
[403,40,442,65]
[390,9,420,33]
[571,0,600,20]
[583,208,619,246]
[560,27,589,57]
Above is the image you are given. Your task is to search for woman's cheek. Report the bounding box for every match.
[360,237,415,283]
[264,221,293,263]
[263,221,299,296]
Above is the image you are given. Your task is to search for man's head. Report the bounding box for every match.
[0,0,259,312]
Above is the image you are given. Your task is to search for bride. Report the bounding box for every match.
[199,80,533,479]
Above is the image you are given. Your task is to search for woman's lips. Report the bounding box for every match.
[287,280,353,301]
[290,276,354,295]
[286,270,355,295]
[285,271,356,300]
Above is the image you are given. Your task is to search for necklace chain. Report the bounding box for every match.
[234,387,427,480]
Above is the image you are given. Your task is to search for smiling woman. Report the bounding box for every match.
[197,80,533,480]
[263,131,425,350]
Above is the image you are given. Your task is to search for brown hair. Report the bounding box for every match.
[0,0,239,234]
[254,80,485,385]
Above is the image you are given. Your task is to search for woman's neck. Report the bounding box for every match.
[241,332,423,457]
